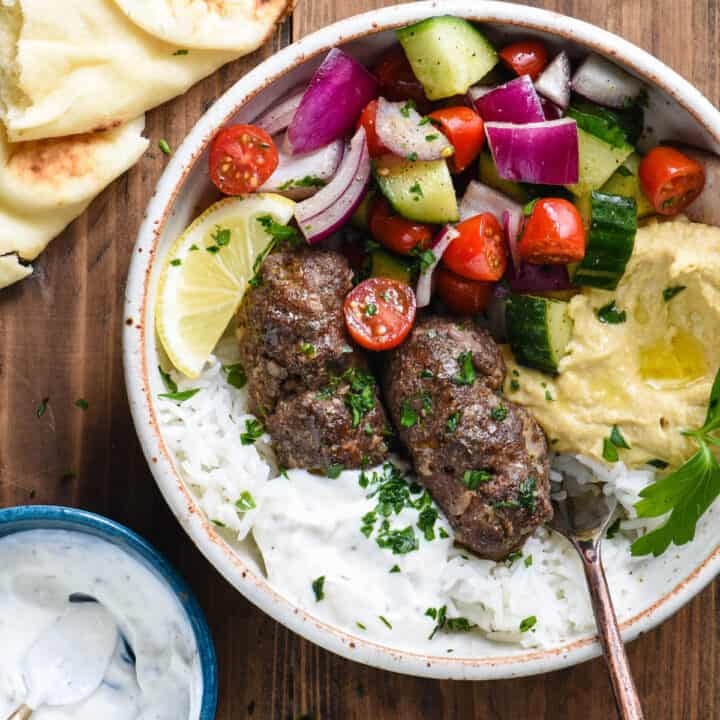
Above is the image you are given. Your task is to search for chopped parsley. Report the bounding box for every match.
[509,379,520,392]
[519,615,537,632]
[375,522,419,555]
[663,285,687,302]
[389,564,401,573]
[610,425,631,449]
[647,458,669,470]
[406,151,418,162]
[490,404,508,421]
[400,400,418,428]
[463,469,491,490]
[365,302,377,317]
[419,369,434,379]
[606,518,621,539]
[425,133,439,142]
[159,366,177,393]
[602,437,620,463]
[522,198,539,216]
[379,615,393,630]
[223,363,247,389]
[235,491,256,512]
[446,411,461,433]
[311,576,325,602]
[524,554,533,567]
[159,388,200,402]
[356,621,367,630]
[409,181,423,201]
[545,388,554,402]
[173,49,189,55]
[248,216,302,287]
[36,398,48,418]
[603,424,630,461]
[212,519,226,528]
[417,506,439,541]
[425,606,477,639]
[211,226,231,247]
[505,551,522,567]
[189,244,199,251]
[327,463,344,479]
[278,175,327,190]
[170,258,182,266]
[75,399,89,411]
[300,342,316,357]
[418,116,431,126]
[411,246,436,273]
[439,527,450,539]
[631,368,720,557]
[158,138,172,155]
[597,300,627,324]
[399,100,416,118]
[452,351,476,386]
[518,476,537,511]
[240,418,265,445]
[616,164,633,177]
[342,368,377,427]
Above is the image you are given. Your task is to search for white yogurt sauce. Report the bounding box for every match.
[0,529,203,720]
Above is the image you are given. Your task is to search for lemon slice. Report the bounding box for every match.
[156,194,296,378]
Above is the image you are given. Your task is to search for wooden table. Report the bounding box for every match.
[1,1,718,717]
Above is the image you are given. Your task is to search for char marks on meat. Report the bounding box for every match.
[383,315,552,560]
[237,248,390,472]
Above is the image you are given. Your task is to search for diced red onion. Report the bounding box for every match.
[375,97,453,161]
[571,54,643,109]
[254,88,305,137]
[459,181,523,267]
[474,76,545,124]
[540,97,564,120]
[485,118,579,185]
[506,257,574,293]
[502,209,522,270]
[259,138,343,199]
[287,49,378,155]
[535,51,571,109]
[295,127,370,244]
[415,225,459,308]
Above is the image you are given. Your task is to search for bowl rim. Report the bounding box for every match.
[123,0,720,680]
[0,505,218,718]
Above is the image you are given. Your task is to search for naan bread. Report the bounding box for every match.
[0,0,292,142]
[113,0,292,51]
[0,116,149,288]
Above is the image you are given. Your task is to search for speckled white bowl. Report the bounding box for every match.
[123,0,720,679]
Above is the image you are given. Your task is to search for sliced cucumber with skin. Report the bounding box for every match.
[397,17,498,100]
[373,154,459,224]
[369,249,414,283]
[351,189,375,230]
[506,294,573,375]
[479,150,529,202]
[566,128,634,197]
[601,153,655,218]
[571,191,637,290]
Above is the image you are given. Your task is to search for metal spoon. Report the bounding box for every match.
[6,602,118,720]
[551,476,645,720]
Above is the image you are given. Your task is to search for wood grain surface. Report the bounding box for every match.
[0,1,718,718]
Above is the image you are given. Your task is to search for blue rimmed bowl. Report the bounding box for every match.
[0,505,218,720]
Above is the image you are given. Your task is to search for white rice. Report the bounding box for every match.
[156,339,701,652]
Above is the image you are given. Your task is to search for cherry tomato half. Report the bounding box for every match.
[498,41,549,80]
[208,124,278,195]
[357,100,390,158]
[344,278,416,351]
[372,47,430,112]
[443,213,508,282]
[639,146,706,215]
[518,198,586,264]
[436,266,494,315]
[369,198,434,255]
[428,107,485,174]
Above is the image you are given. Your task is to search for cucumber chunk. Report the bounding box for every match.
[601,153,655,218]
[566,128,633,197]
[351,189,375,230]
[571,191,637,290]
[506,294,573,375]
[397,17,497,100]
[479,150,529,202]
[373,154,459,224]
[369,249,413,283]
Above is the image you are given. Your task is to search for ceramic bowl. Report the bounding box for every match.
[0,505,218,717]
[123,0,720,679]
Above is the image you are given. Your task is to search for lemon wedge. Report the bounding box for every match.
[156,194,296,377]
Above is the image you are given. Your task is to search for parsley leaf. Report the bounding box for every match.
[602,437,619,463]
[409,181,423,201]
[158,366,178,393]
[375,522,419,555]
[519,615,537,632]
[518,476,537,512]
[311,576,325,601]
[417,506,438,541]
[491,404,508,421]
[426,605,476,639]
[379,615,393,630]
[235,491,256,512]
[400,400,418,428]
[463,469,491,490]
[389,564,401,573]
[446,411,461,433]
[36,398,48,418]
[452,351,476,386]
[173,49,189,56]
[411,246,436,273]
[610,424,631,449]
[597,301,627,324]
[223,363,247,389]
[211,226,231,247]
[278,175,327,190]
[663,285,687,302]
[159,389,200,402]
[75,398,89,411]
[248,216,301,288]
[327,463,344,479]
[240,418,265,445]
[158,138,172,155]
[399,100,416,118]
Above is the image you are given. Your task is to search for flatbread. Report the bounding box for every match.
[112,0,292,51]
[0,0,292,142]
[0,115,149,288]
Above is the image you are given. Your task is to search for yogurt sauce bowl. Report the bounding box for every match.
[0,506,217,720]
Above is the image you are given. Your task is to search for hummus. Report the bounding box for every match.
[504,218,720,467]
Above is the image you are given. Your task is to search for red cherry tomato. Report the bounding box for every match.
[443,213,508,282]
[208,125,278,195]
[498,41,549,80]
[372,47,430,112]
[428,107,485,174]
[639,146,706,215]
[345,278,416,351]
[436,266,494,315]
[518,198,586,264]
[369,198,434,255]
[357,100,390,158]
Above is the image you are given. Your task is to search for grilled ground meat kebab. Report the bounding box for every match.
[383,316,552,560]
[237,248,389,471]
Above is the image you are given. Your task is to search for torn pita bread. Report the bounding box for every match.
[0,0,293,142]
[0,116,149,288]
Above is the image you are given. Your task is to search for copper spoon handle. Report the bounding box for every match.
[5,705,32,720]
[581,546,645,720]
